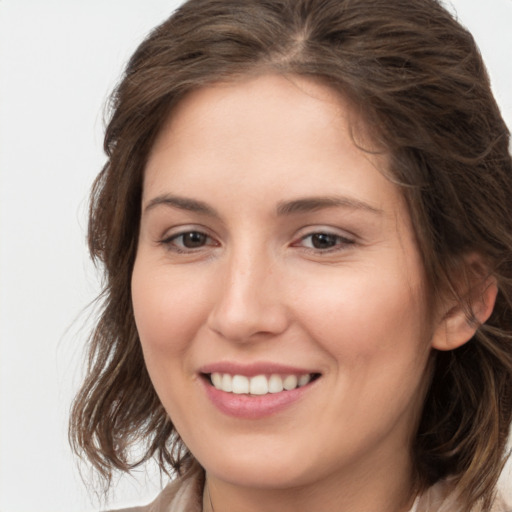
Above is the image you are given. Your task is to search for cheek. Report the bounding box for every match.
[131,258,211,357]
[292,264,429,363]
[131,258,211,421]
[294,266,432,429]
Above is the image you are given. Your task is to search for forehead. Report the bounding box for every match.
[153,73,373,148]
[144,73,393,203]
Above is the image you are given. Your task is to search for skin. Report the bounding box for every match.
[131,74,487,512]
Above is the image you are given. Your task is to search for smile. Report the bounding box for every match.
[209,373,315,395]
[199,363,321,418]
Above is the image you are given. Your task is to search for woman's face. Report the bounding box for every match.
[132,74,437,491]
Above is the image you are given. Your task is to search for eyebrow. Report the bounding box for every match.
[143,193,382,217]
[276,196,382,216]
[144,194,219,217]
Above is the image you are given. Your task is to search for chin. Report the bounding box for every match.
[191,434,323,489]
[205,459,310,489]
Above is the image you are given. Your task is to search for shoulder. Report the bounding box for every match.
[412,479,512,512]
[107,462,204,512]
[491,491,512,512]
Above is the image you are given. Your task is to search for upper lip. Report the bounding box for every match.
[199,361,319,377]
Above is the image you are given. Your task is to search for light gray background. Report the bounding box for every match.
[0,1,511,511]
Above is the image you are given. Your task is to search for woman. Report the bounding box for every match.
[70,0,512,510]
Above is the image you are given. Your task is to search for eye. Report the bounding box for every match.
[294,231,355,252]
[161,230,217,252]
[307,233,340,249]
[177,231,209,248]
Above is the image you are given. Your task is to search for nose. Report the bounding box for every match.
[207,250,290,343]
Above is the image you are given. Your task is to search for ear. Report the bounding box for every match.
[431,255,498,351]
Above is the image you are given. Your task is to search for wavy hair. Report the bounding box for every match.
[70,0,512,509]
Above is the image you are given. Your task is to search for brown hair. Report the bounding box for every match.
[70,0,512,508]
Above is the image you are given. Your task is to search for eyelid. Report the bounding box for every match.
[291,227,357,252]
[159,225,220,252]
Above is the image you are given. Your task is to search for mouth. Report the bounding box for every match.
[203,372,321,395]
[199,364,322,418]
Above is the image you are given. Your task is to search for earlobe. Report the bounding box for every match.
[431,264,498,352]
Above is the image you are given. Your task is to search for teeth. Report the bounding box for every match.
[298,374,310,387]
[232,375,249,394]
[221,373,232,392]
[283,375,298,390]
[249,375,268,395]
[211,372,223,388]
[210,372,313,395]
[268,374,284,393]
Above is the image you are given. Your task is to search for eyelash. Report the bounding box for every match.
[160,230,218,253]
[160,229,355,255]
[292,232,355,253]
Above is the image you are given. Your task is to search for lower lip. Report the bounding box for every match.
[202,377,317,419]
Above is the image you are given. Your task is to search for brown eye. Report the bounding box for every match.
[161,230,216,253]
[310,233,339,249]
[293,231,355,253]
[181,231,208,248]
